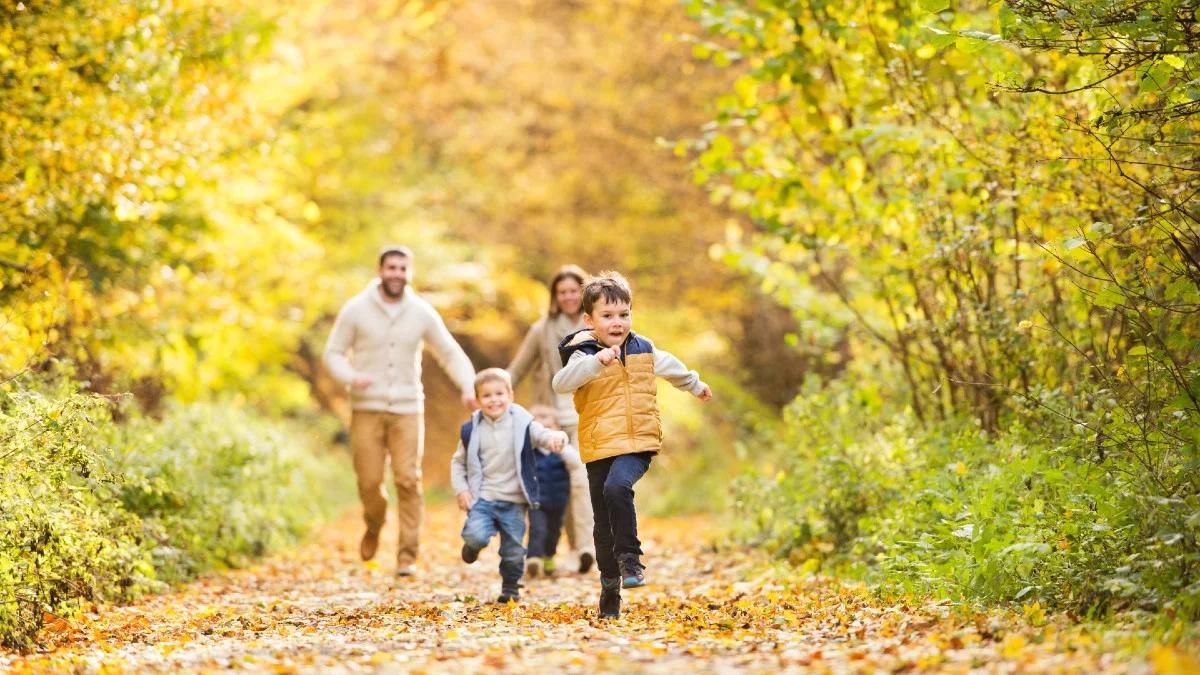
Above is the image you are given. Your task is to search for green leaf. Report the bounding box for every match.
[926,27,958,49]
[998,4,1017,37]
[1094,286,1125,309]
[955,35,989,53]
[1165,278,1199,303]
[1138,62,1174,93]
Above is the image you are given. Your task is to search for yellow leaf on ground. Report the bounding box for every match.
[1001,634,1027,659]
[1151,644,1200,675]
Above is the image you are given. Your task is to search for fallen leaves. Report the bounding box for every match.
[37,614,70,637]
[0,504,1194,673]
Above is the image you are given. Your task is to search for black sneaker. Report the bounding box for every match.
[461,543,480,564]
[578,551,595,574]
[618,553,645,588]
[598,577,621,618]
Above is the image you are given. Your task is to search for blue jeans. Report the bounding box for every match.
[461,499,527,590]
[587,452,653,579]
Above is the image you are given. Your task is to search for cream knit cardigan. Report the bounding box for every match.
[323,279,476,414]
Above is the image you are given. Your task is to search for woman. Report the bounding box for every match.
[508,264,595,574]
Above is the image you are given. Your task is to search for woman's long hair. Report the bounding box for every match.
[547,264,587,318]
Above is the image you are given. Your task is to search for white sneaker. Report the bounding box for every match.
[395,564,418,578]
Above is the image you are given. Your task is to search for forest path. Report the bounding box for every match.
[2,503,1167,673]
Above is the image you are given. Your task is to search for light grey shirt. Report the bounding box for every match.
[449,404,568,504]
[382,300,404,318]
[477,413,525,504]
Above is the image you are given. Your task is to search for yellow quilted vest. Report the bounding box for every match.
[567,333,663,463]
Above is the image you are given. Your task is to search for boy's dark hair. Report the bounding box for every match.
[378,244,413,267]
[582,271,633,315]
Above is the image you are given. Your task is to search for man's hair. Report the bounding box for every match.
[582,271,633,315]
[378,244,413,267]
[547,264,588,317]
[473,367,512,395]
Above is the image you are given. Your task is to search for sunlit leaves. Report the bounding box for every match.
[0,373,350,648]
[689,0,1200,618]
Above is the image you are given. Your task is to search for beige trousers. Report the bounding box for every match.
[351,410,424,566]
[562,424,595,556]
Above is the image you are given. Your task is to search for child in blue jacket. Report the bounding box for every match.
[525,404,585,578]
[450,369,567,603]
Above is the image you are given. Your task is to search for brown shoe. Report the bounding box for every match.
[360,529,380,561]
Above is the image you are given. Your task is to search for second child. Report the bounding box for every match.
[450,369,568,603]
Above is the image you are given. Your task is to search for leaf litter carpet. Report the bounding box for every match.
[3,504,1190,673]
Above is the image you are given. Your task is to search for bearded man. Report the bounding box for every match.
[324,245,477,576]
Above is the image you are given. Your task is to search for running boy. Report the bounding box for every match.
[552,272,713,618]
[451,368,568,603]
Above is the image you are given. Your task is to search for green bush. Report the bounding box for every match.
[112,404,353,581]
[0,377,351,649]
[735,379,1200,620]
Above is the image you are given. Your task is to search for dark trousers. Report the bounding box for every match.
[527,506,566,558]
[586,452,653,579]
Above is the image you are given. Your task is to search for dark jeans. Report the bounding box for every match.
[461,499,527,590]
[527,506,566,558]
[586,452,653,579]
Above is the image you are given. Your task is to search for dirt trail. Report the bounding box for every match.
[2,503,1177,673]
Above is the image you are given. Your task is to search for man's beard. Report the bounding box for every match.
[381,279,406,299]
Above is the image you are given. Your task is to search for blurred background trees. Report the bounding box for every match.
[1,0,784,483]
[3,0,1198,644]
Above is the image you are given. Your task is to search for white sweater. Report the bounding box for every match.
[323,280,476,414]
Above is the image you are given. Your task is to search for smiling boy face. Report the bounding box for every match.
[476,379,512,420]
[585,295,632,348]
